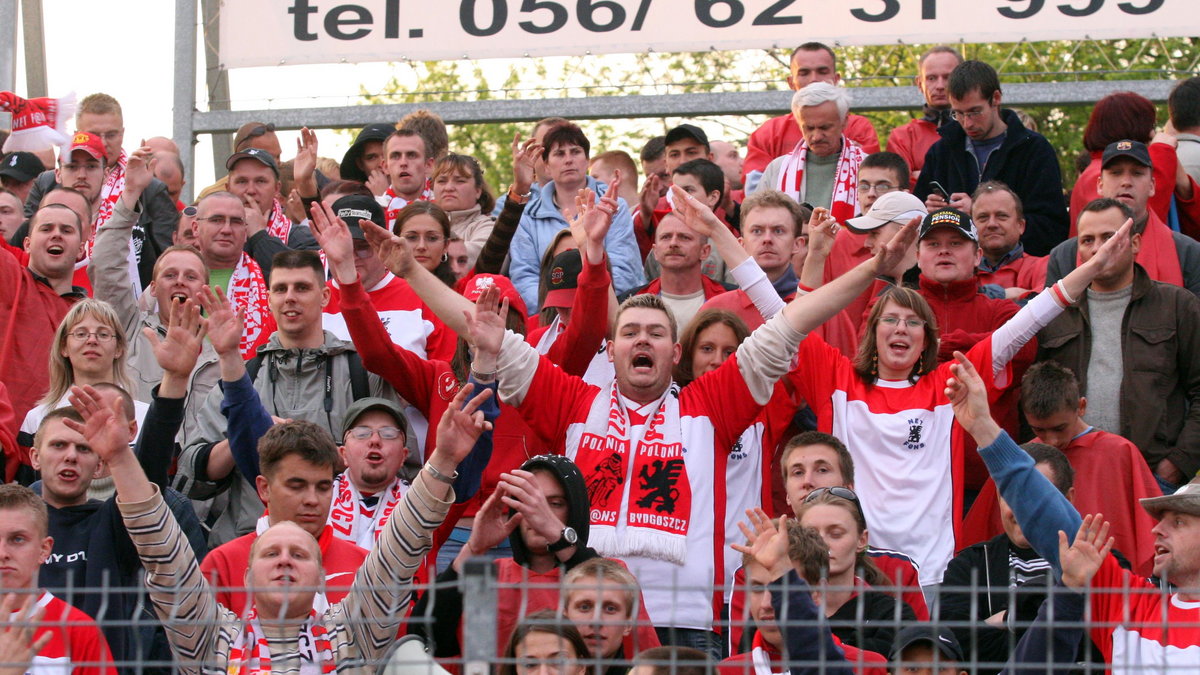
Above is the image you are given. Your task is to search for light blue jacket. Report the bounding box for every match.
[509,176,644,315]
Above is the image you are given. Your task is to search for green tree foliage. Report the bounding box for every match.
[359,37,1197,192]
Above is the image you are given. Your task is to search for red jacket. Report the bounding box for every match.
[201,525,370,616]
[960,428,1161,576]
[744,113,880,184]
[977,250,1048,292]
[633,274,731,301]
[720,610,888,675]
[0,242,80,464]
[524,256,614,378]
[886,118,941,188]
[338,277,539,532]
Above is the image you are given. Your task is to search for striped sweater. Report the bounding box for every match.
[118,473,452,674]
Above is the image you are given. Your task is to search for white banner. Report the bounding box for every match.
[219,0,1194,69]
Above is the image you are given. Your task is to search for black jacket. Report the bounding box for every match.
[17,170,179,289]
[826,586,915,657]
[915,109,1068,257]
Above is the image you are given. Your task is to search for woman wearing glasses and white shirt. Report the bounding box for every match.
[784,215,1135,589]
[19,299,150,500]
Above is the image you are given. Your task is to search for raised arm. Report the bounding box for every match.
[200,285,273,486]
[89,146,154,324]
[362,220,477,338]
[136,298,207,487]
[798,207,838,292]
[670,184,748,270]
[946,352,1082,571]
[342,384,493,658]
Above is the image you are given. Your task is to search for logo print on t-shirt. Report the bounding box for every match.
[729,436,747,461]
[636,458,683,513]
[904,418,926,451]
[586,451,625,505]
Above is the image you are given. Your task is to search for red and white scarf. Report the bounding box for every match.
[326,473,408,550]
[750,633,787,675]
[774,136,865,224]
[574,382,690,564]
[384,181,434,229]
[267,197,293,242]
[228,607,335,675]
[93,151,127,239]
[228,252,271,359]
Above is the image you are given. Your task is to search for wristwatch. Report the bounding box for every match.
[548,526,578,552]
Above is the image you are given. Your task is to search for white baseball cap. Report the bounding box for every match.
[845,192,928,234]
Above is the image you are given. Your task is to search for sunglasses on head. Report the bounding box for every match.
[804,486,860,504]
[237,123,276,149]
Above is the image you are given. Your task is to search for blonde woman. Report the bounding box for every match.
[18,298,149,498]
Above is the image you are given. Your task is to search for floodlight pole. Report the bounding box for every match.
[20,0,46,97]
[0,0,16,93]
[173,0,198,203]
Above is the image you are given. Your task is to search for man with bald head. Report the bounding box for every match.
[78,370,489,672]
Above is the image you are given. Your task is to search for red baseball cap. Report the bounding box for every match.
[461,274,529,318]
[65,131,105,164]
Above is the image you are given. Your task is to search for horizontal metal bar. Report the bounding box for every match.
[187,79,1176,134]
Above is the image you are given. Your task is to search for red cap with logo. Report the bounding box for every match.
[461,273,529,318]
[65,131,106,164]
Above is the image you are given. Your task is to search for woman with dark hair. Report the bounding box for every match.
[500,610,590,675]
[433,153,496,268]
[393,201,458,287]
[795,488,914,655]
[1069,91,1199,228]
[780,217,1135,590]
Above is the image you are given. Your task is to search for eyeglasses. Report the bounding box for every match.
[346,426,403,441]
[857,182,898,195]
[804,486,860,504]
[401,232,445,245]
[352,245,375,259]
[68,329,116,343]
[879,315,926,329]
[196,215,247,228]
[950,108,987,121]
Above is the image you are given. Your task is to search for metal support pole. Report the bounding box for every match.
[0,0,17,94]
[173,0,199,203]
[461,558,498,675]
[201,0,232,181]
[20,0,46,98]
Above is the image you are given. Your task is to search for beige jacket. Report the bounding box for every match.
[88,198,220,448]
[448,204,495,268]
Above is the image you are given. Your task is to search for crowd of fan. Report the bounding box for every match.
[3,41,1200,675]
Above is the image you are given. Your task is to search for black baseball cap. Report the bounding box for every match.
[340,123,396,182]
[890,625,965,663]
[1101,139,1152,169]
[226,147,279,178]
[332,194,385,240]
[919,208,978,243]
[0,152,44,182]
[543,249,583,310]
[665,123,709,149]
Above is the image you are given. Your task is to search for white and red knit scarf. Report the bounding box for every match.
[574,382,690,564]
[327,473,408,550]
[93,151,127,239]
[384,181,434,229]
[228,607,335,675]
[267,197,292,242]
[774,136,865,224]
[228,252,270,359]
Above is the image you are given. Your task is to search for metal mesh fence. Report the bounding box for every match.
[11,561,1197,674]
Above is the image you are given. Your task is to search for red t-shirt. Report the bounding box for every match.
[27,592,116,675]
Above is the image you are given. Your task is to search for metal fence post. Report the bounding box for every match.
[461,557,498,675]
